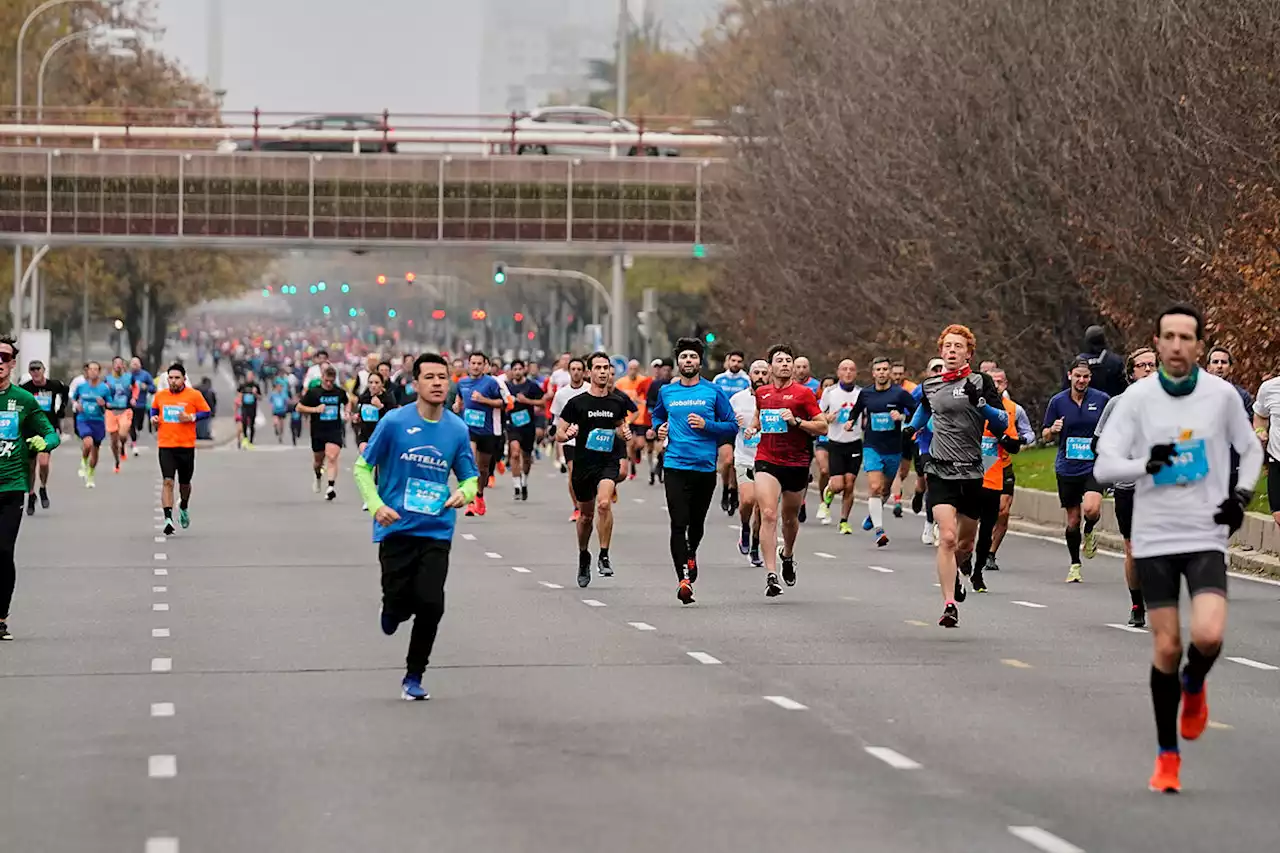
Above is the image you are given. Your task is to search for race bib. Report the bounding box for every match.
[403,478,451,515]
[0,411,18,440]
[35,393,52,411]
[111,393,129,409]
[272,398,287,414]
[981,435,998,457]
[463,408,487,429]
[360,404,380,423]
[1064,436,1095,461]
[320,404,339,422]
[162,405,185,424]
[1153,439,1209,487]
[760,409,788,434]
[81,398,102,418]
[585,428,615,452]
[291,410,302,421]
[743,431,761,448]
[869,412,894,432]
[836,406,853,424]
[242,392,256,405]
[511,409,531,427]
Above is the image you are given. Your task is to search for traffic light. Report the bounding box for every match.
[404,272,416,283]
[704,330,716,344]
[513,312,524,323]
[318,281,327,292]
[322,305,331,315]
[431,309,447,320]
[340,283,350,293]
[471,308,488,321]
[692,243,707,259]
[527,330,536,340]
[387,309,397,318]
[492,262,506,285]
[261,288,270,298]
[348,308,358,318]
[376,274,387,285]
[308,285,317,294]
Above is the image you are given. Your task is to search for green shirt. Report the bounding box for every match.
[0,384,61,493]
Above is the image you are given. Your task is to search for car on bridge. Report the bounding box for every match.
[509,106,679,158]
[216,114,396,154]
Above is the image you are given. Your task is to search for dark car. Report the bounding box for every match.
[220,114,396,154]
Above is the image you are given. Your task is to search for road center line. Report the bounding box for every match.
[628,622,656,631]
[1226,655,1279,671]
[153,586,167,593]
[153,603,169,612]
[484,552,503,559]
[154,536,166,543]
[1008,825,1085,853]
[152,628,170,638]
[814,551,837,559]
[150,702,174,718]
[510,566,531,573]
[151,658,172,673]
[145,838,179,853]
[148,755,177,779]
[869,565,894,573]
[1105,623,1148,634]
[537,581,563,589]
[763,695,808,710]
[687,651,722,665]
[1001,659,1033,669]
[154,568,168,577]
[460,533,476,541]
[153,553,168,561]
[1011,600,1047,609]
[632,498,645,503]
[864,746,922,769]
[582,599,607,607]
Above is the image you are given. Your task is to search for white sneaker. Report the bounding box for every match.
[132,446,139,457]
[931,523,940,547]
[361,502,368,512]
[86,479,96,489]
[921,523,932,545]
[816,502,830,522]
[312,476,321,494]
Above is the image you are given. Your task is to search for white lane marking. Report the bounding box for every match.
[1227,655,1279,671]
[632,497,645,503]
[511,566,531,573]
[1011,600,1047,609]
[582,599,607,607]
[154,536,166,543]
[145,838,179,853]
[814,551,837,559]
[1106,622,1148,634]
[153,586,167,593]
[763,695,808,710]
[153,603,169,612]
[864,747,922,770]
[1008,826,1085,853]
[538,581,563,589]
[152,628,170,638]
[154,568,168,576]
[150,702,174,718]
[1227,570,1280,588]
[484,552,503,559]
[148,755,177,779]
[461,533,476,541]
[153,524,163,530]
[153,553,168,561]
[628,622,656,631]
[868,565,894,573]
[151,658,172,673]
[687,651,722,665]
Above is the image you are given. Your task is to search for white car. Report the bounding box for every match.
[511,106,678,157]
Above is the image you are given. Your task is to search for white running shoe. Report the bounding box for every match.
[921,523,932,545]
[312,476,321,494]
[931,523,941,547]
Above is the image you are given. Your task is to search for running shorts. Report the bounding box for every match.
[900,431,917,459]
[562,444,576,463]
[862,446,901,478]
[1001,466,1016,496]
[76,418,106,445]
[735,462,755,482]
[717,433,735,448]
[508,426,536,454]
[1137,550,1227,610]
[471,433,502,459]
[311,428,344,454]
[1056,473,1103,509]
[753,460,810,494]
[158,446,196,485]
[1114,485,1134,540]
[925,474,984,520]
[571,461,619,503]
[1270,458,1280,514]
[105,408,132,434]
[827,441,863,478]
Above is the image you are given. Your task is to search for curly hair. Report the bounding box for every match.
[936,324,976,354]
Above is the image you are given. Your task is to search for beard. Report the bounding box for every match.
[679,364,700,378]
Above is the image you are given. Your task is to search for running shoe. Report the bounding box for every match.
[720,488,731,513]
[1128,606,1146,629]
[25,493,35,516]
[113,463,121,474]
[521,485,529,501]
[497,460,506,475]
[648,469,656,486]
[474,496,487,516]
[657,465,664,484]
[765,572,783,597]
[780,549,797,587]
[920,523,933,545]
[954,574,967,603]
[569,508,580,522]
[85,474,96,489]
[839,520,853,535]
[1148,752,1181,794]
[487,475,496,489]
[326,486,337,502]
[560,462,568,474]
[817,501,831,523]
[893,502,904,519]
[727,488,739,515]
[577,551,591,588]
[738,527,751,555]
[1065,563,1083,583]
[312,476,321,494]
[163,518,176,536]
[678,578,695,604]
[750,548,764,568]
[361,502,368,512]
[971,569,988,593]
[39,488,49,509]
[514,486,522,502]
[798,502,807,523]
[1083,529,1098,559]
[985,555,1000,572]
[465,501,477,517]
[178,508,190,529]
[686,556,699,585]
[939,603,959,628]
[875,528,889,548]
[401,674,430,701]
[959,557,973,577]
[133,445,140,458]
[1180,684,1209,741]
[78,459,86,478]
[911,491,924,515]
[598,552,614,577]
[862,515,873,531]
[0,621,12,641]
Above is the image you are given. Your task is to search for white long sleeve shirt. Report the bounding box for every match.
[1095,372,1263,558]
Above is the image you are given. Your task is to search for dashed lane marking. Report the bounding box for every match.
[153,553,168,561]
[484,552,503,559]
[904,620,929,627]
[1105,623,1147,634]
[154,568,168,577]
[687,651,722,665]
[150,703,174,718]
[152,628,170,638]
[1007,826,1085,853]
[814,552,837,559]
[628,622,656,631]
[511,566,531,573]
[763,695,808,711]
[864,747,922,770]
[1002,659,1033,669]
[1011,600,1047,609]
[537,581,563,589]
[1226,656,1278,671]
[154,536,166,543]
[460,533,476,541]
[152,603,169,612]
[1208,720,1233,730]
[148,755,177,779]
[582,599,607,607]
[153,586,167,593]
[145,838,179,853]
[151,658,172,673]
[869,565,894,573]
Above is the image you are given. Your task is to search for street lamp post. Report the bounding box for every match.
[37,27,137,142]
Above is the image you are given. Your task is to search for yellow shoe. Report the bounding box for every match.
[1065,563,1083,583]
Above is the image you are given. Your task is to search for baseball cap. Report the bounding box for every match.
[650,358,663,367]
[927,358,945,371]
[28,360,44,370]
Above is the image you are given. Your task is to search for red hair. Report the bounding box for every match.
[936,324,977,353]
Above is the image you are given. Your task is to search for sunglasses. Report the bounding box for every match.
[0,351,14,364]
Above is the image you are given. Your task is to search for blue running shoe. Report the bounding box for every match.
[862,516,874,531]
[738,525,751,555]
[401,674,429,701]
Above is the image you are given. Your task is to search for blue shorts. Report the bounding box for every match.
[863,446,902,476]
[76,418,106,445]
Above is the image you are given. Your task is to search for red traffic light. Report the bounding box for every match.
[513,312,525,323]
[471,309,488,321]
[405,272,416,283]
[526,330,536,340]
[431,309,447,320]
[376,274,387,285]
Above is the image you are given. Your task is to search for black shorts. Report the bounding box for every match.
[471,433,502,458]
[914,451,929,478]
[1137,550,1227,610]
[1056,472,1102,509]
[900,432,916,459]
[311,429,344,453]
[355,426,377,446]
[827,441,863,478]
[1001,466,1016,496]
[1270,458,1280,513]
[717,434,735,448]
[157,447,195,485]
[562,444,576,463]
[753,460,810,494]
[571,461,619,503]
[925,474,984,519]
[508,426,535,454]
[1114,486,1135,540]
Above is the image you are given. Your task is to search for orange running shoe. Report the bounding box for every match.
[475,495,487,516]
[487,475,496,489]
[464,501,476,517]
[1180,686,1209,741]
[1148,751,1181,794]
[113,464,121,473]
[570,508,581,522]
[497,460,506,475]
[677,579,695,604]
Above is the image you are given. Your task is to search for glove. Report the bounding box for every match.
[998,435,1022,454]
[26,435,47,452]
[1145,443,1175,475]
[902,425,917,441]
[1213,490,1252,535]
[964,380,984,407]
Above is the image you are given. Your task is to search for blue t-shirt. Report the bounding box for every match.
[713,371,751,399]
[1043,387,1110,477]
[104,372,135,411]
[74,381,111,421]
[650,378,738,472]
[359,406,480,544]
[911,384,932,455]
[133,370,155,402]
[803,377,821,394]
[852,384,917,454]
[455,375,503,436]
[270,390,289,415]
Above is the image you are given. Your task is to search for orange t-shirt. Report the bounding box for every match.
[615,375,652,425]
[981,397,1020,490]
[900,379,917,393]
[153,386,212,449]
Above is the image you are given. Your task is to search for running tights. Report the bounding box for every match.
[974,487,1002,569]
[379,535,450,677]
[242,408,257,444]
[663,468,717,579]
[0,491,25,617]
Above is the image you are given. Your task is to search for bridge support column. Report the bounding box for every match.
[610,253,625,356]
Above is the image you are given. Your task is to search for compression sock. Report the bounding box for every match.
[1182,643,1221,694]
[1065,526,1082,563]
[1150,666,1182,752]
[1130,588,1144,609]
[163,508,173,520]
[1084,516,1098,535]
[868,496,884,529]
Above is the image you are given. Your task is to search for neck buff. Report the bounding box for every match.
[1157,364,1199,397]
[941,364,971,383]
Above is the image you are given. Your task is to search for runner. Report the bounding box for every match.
[0,336,61,641]
[910,358,944,542]
[297,365,349,501]
[19,360,67,515]
[1094,304,1262,794]
[908,326,1008,627]
[452,352,504,517]
[353,352,479,701]
[503,359,544,501]
[303,349,330,390]
[650,338,739,603]
[71,362,110,489]
[269,380,291,443]
[550,356,589,520]
[150,363,211,536]
[888,360,917,518]
[236,369,263,449]
[972,369,1022,593]
[128,356,155,457]
[1042,358,1109,582]
[984,370,1038,571]
[644,358,673,484]
[712,350,750,514]
[731,360,770,566]
[353,372,395,512]
[817,362,863,532]
[103,356,136,473]
[1254,370,1280,530]
[793,356,821,394]
[750,344,826,597]
[614,359,652,482]
[555,352,633,588]
[1094,347,1157,627]
[844,357,916,546]
[813,375,837,524]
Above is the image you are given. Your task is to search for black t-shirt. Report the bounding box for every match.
[21,379,69,418]
[238,381,263,409]
[300,385,349,433]
[559,390,631,468]
[506,378,545,427]
[354,389,394,440]
[646,377,669,411]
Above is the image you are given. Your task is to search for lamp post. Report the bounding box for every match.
[38,27,138,141]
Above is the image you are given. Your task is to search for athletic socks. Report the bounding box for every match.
[163,508,173,520]
[1065,526,1082,563]
[1150,666,1182,752]
[868,496,884,529]
[1183,643,1220,694]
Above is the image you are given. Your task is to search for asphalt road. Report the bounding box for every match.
[3,441,1279,853]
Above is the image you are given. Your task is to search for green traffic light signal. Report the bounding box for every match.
[493,261,506,285]
[341,283,350,293]
[704,331,716,344]
[388,309,397,318]
[692,243,706,259]
[322,305,331,315]
[261,288,269,298]
[348,308,358,318]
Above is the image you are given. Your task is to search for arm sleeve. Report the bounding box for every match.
[980,403,1008,432]
[353,456,384,513]
[1093,394,1149,483]
[908,401,930,430]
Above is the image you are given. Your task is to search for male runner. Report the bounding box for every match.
[844,357,916,545]
[72,362,111,488]
[817,360,864,532]
[1043,358,1109,582]
[236,369,263,449]
[984,370,1037,569]
[550,357,589,520]
[150,363,211,535]
[1254,371,1280,530]
[1094,304,1261,794]
[555,352,633,587]
[128,356,155,455]
[504,359,544,501]
[303,349,330,390]
[645,358,673,483]
[452,352,504,517]
[19,361,67,514]
[750,345,825,597]
[972,370,1022,593]
[793,356,821,394]
[614,359,652,482]
[103,356,136,473]
[354,352,479,701]
[297,365,349,500]
[731,360,769,567]
[650,338,739,604]
[269,380,291,442]
[713,350,750,514]
[908,326,1008,627]
[0,336,61,641]
[888,360,917,517]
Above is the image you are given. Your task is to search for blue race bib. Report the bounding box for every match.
[585,428,615,452]
[869,411,894,432]
[1064,436,1095,461]
[743,431,761,448]
[320,404,339,422]
[981,435,998,457]
[36,393,52,411]
[0,411,18,440]
[836,406,852,424]
[511,409,531,427]
[1153,439,1209,487]
[291,410,302,421]
[81,398,102,418]
[463,408,487,429]
[403,478,450,515]
[242,392,256,405]
[360,404,380,423]
[162,405,185,424]
[760,409,788,434]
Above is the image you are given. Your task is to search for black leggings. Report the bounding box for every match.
[663,468,718,579]
[379,535,450,677]
[241,407,257,443]
[974,487,1002,568]
[0,491,25,618]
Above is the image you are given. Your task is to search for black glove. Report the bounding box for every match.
[965,379,984,408]
[1213,490,1252,535]
[902,425,917,441]
[1145,443,1175,475]
[998,435,1022,454]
